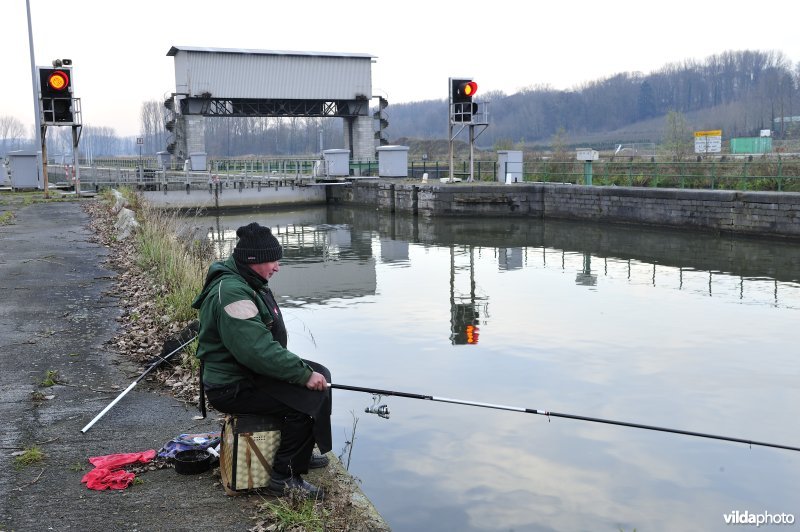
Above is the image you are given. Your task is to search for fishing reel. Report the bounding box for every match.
[364,394,390,419]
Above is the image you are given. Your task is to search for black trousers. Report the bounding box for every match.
[206,362,332,477]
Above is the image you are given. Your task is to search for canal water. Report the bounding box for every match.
[195,206,800,531]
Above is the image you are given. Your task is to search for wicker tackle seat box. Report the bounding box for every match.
[219,413,283,495]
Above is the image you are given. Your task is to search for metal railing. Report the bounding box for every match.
[46,164,317,192]
[67,157,378,187]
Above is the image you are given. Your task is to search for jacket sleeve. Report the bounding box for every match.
[215,278,312,385]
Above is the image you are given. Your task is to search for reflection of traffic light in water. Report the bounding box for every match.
[449,245,486,345]
[451,303,480,345]
[466,324,479,344]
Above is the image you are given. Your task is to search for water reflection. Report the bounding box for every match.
[380,239,410,266]
[205,213,376,305]
[203,208,800,312]
[575,253,598,287]
[499,248,523,271]
[192,206,800,532]
[448,247,487,345]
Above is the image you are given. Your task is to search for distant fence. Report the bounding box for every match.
[47,155,800,193]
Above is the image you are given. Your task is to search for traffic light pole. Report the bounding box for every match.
[469,125,475,183]
[72,126,81,195]
[448,121,476,183]
[26,0,47,197]
[448,122,454,182]
[40,125,50,199]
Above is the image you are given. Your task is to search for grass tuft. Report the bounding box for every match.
[14,446,45,468]
[0,211,15,225]
[260,489,328,532]
[40,370,60,387]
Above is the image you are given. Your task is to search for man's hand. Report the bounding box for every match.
[305,371,328,391]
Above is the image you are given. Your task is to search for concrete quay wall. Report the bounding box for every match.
[143,183,326,210]
[328,181,800,239]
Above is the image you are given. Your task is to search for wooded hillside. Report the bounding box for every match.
[386,50,799,149]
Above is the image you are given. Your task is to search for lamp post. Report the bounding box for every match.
[25,0,45,196]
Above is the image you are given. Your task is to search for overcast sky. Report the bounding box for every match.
[3,0,797,137]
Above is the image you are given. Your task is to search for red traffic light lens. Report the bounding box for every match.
[48,70,70,91]
[463,81,477,97]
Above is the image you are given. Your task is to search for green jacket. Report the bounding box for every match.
[190,256,312,386]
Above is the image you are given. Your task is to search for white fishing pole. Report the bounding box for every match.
[80,330,198,434]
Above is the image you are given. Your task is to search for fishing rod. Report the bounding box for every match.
[329,383,800,453]
[80,323,199,434]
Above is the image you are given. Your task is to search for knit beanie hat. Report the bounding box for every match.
[232,222,283,264]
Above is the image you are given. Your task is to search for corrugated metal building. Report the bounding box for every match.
[165,46,379,164]
[168,46,373,100]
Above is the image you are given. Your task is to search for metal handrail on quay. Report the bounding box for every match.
[48,163,322,192]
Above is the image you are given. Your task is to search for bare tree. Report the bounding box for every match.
[140,101,168,154]
[550,127,570,161]
[0,115,28,154]
[82,125,121,157]
[662,110,692,160]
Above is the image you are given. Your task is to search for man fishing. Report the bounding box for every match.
[191,222,331,498]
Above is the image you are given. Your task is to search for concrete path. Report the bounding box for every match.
[0,200,260,531]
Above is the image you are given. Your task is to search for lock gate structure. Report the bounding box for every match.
[164,46,387,167]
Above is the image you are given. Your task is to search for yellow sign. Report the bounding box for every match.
[695,130,722,153]
[695,130,722,137]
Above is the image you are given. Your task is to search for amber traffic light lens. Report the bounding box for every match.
[463,81,477,97]
[48,71,69,91]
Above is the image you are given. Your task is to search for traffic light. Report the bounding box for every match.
[39,67,73,123]
[451,78,478,123]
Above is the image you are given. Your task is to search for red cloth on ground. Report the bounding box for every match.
[88,450,156,470]
[81,449,156,491]
[81,468,136,490]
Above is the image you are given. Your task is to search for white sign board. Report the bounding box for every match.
[136,137,144,145]
[576,149,599,161]
[694,130,722,154]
